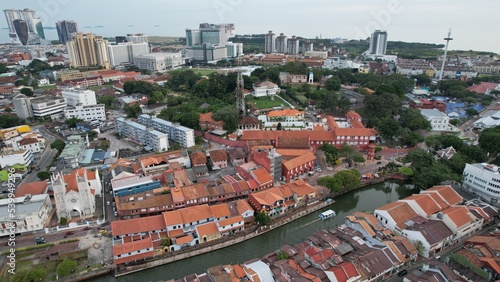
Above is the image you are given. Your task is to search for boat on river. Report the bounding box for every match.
[319,209,336,220]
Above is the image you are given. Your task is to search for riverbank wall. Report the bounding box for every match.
[114,176,392,277]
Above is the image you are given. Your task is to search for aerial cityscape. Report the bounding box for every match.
[1,2,500,282]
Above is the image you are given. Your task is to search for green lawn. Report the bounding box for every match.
[38,85,57,90]
[191,68,218,76]
[246,95,289,109]
[295,93,309,103]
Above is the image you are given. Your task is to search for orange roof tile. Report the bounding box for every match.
[355,219,376,237]
[276,148,313,157]
[210,204,232,219]
[283,151,316,171]
[423,185,463,206]
[251,167,274,185]
[196,222,220,237]
[251,188,284,206]
[190,151,207,165]
[113,237,153,256]
[442,206,473,229]
[377,201,418,229]
[218,215,244,227]
[175,234,193,245]
[163,210,183,226]
[179,204,213,224]
[168,229,184,238]
[401,194,443,217]
[182,183,209,200]
[267,108,304,118]
[209,149,228,163]
[15,181,48,197]
[236,199,254,214]
[111,215,165,236]
[232,265,246,278]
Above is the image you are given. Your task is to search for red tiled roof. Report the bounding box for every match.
[190,151,207,165]
[111,214,165,236]
[422,185,463,206]
[401,194,443,217]
[283,151,316,171]
[467,82,499,94]
[442,206,473,229]
[179,204,212,224]
[196,222,220,237]
[251,167,274,185]
[377,201,418,229]
[209,149,228,163]
[113,237,153,256]
[15,181,48,197]
[210,203,231,219]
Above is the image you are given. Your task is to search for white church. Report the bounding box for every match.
[51,168,101,221]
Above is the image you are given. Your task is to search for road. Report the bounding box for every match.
[21,147,57,184]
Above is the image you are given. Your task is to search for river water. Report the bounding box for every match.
[92,181,418,282]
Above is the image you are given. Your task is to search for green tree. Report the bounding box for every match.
[364,92,402,118]
[449,119,461,126]
[161,237,172,247]
[64,117,83,128]
[317,176,343,192]
[37,171,50,180]
[56,258,77,277]
[99,95,115,108]
[124,104,142,118]
[478,126,500,156]
[123,80,155,95]
[399,108,431,131]
[277,250,289,260]
[0,115,23,128]
[20,87,34,96]
[401,130,424,147]
[255,211,271,225]
[466,108,479,118]
[324,76,341,91]
[276,122,282,131]
[334,170,361,189]
[28,267,47,282]
[60,217,68,225]
[352,154,365,163]
[87,130,98,139]
[378,117,401,140]
[460,145,487,163]
[0,63,8,74]
[398,166,414,176]
[4,107,12,113]
[50,139,66,154]
[12,269,30,282]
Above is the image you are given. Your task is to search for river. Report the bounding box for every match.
[92,181,419,282]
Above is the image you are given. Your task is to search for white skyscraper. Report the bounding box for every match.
[265,31,275,54]
[3,8,45,44]
[368,30,388,55]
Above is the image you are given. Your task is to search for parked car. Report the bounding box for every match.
[397,269,408,277]
[65,231,75,235]
[106,201,110,206]
[101,221,110,226]
[83,226,91,231]
[34,237,46,244]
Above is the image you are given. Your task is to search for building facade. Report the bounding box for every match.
[66,33,110,69]
[115,118,169,152]
[56,20,78,45]
[52,168,101,220]
[138,114,195,148]
[14,95,67,119]
[275,33,287,54]
[368,30,388,55]
[108,42,149,67]
[463,163,500,205]
[61,88,97,107]
[264,30,275,53]
[133,52,183,71]
[420,109,450,131]
[0,148,33,168]
[0,194,52,237]
[64,104,106,121]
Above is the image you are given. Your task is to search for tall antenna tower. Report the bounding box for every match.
[235,56,245,120]
[439,28,453,81]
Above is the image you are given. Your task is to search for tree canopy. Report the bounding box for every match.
[56,258,77,277]
[478,126,500,156]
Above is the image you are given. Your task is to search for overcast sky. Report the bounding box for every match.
[1,0,499,53]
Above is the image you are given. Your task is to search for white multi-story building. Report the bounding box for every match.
[13,94,67,119]
[264,31,275,54]
[61,88,97,107]
[52,168,101,220]
[463,163,500,206]
[420,109,450,131]
[7,133,46,154]
[133,52,183,71]
[126,33,148,43]
[226,42,243,58]
[108,42,149,67]
[252,81,280,97]
[138,114,195,148]
[0,148,33,167]
[115,118,169,152]
[0,194,52,237]
[64,104,106,122]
